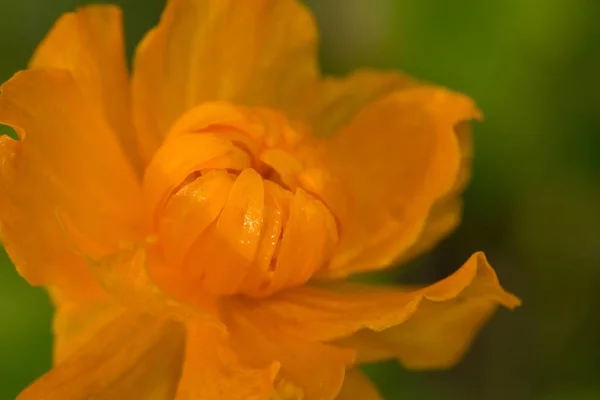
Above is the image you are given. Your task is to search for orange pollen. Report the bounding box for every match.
[142,102,340,298]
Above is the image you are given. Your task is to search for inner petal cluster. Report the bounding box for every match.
[142,102,340,298]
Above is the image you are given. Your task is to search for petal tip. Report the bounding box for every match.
[473,251,521,309]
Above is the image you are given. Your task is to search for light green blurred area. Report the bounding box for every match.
[0,0,599,399]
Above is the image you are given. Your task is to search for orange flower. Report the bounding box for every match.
[0,1,520,399]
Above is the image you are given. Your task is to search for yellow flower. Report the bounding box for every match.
[0,1,520,399]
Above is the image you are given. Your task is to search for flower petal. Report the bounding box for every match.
[320,86,481,276]
[18,313,186,400]
[395,121,473,265]
[132,0,319,162]
[224,306,356,400]
[30,5,141,174]
[174,320,279,400]
[0,69,143,299]
[340,291,507,369]
[307,70,416,138]
[336,368,382,400]
[265,187,338,295]
[337,257,519,370]
[236,252,519,366]
[158,169,235,270]
[180,169,265,295]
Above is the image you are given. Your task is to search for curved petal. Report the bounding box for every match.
[235,252,519,366]
[18,313,186,400]
[339,292,507,369]
[182,168,265,295]
[395,121,473,266]
[132,0,319,162]
[0,69,143,299]
[336,368,382,400]
[175,320,279,400]
[224,307,356,400]
[30,5,141,174]
[307,70,416,138]
[395,197,463,266]
[319,86,481,277]
[158,169,234,271]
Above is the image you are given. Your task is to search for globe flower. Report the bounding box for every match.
[0,1,520,399]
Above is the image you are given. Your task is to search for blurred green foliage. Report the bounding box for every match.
[1,0,599,399]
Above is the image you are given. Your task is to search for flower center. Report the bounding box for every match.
[142,102,340,298]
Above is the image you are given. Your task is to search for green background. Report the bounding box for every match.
[1,0,599,398]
